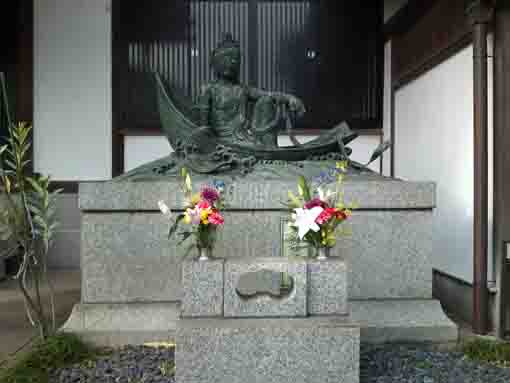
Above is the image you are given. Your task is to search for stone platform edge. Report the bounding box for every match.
[79,179,436,211]
[62,299,458,347]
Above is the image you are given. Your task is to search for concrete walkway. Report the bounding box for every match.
[0,270,80,365]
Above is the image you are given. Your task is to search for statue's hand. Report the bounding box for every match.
[286,95,306,117]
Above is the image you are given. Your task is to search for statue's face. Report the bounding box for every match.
[212,48,241,81]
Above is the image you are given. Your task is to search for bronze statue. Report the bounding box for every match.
[195,33,305,149]
[118,33,390,179]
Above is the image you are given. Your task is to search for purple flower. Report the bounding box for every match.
[200,186,220,203]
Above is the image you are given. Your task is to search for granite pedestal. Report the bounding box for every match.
[63,175,458,346]
[176,318,360,383]
[176,257,359,383]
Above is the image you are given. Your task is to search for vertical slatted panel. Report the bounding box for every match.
[128,39,190,96]
[117,0,382,131]
[190,0,249,99]
[257,1,314,94]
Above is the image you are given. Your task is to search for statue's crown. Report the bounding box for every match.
[214,33,240,54]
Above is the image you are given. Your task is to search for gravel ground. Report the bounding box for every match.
[53,344,510,383]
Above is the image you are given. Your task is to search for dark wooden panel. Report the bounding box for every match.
[391,0,472,89]
[493,2,510,338]
[113,1,384,133]
[16,0,33,124]
[49,181,79,194]
[384,0,439,40]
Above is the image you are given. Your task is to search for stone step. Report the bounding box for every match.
[63,299,458,347]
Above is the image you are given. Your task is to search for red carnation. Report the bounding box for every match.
[316,208,336,224]
[304,198,328,210]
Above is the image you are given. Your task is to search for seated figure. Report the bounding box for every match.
[194,33,305,149]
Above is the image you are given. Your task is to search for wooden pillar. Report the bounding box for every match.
[466,0,494,335]
[494,2,510,339]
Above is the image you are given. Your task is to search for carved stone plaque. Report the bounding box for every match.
[236,270,294,299]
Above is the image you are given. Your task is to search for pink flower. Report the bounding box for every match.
[304,198,328,210]
[315,208,336,224]
[201,187,220,203]
[209,211,224,225]
[197,200,211,209]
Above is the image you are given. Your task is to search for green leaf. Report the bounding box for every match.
[297,176,311,201]
[168,214,185,239]
[287,191,302,209]
[27,177,45,194]
[366,140,392,166]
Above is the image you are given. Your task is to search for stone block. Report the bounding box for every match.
[181,259,224,318]
[80,177,435,211]
[224,258,307,317]
[79,177,436,304]
[62,303,180,347]
[176,317,360,383]
[338,210,433,299]
[307,258,349,315]
[350,300,458,344]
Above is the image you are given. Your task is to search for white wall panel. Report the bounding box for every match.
[394,43,494,283]
[34,0,112,180]
[382,41,392,177]
[124,136,173,172]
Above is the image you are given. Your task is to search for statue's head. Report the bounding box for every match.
[211,33,241,82]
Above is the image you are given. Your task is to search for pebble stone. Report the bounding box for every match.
[52,344,510,383]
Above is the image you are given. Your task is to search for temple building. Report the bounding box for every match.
[0,0,508,338]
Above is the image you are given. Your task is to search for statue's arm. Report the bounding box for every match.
[247,86,305,116]
[196,84,212,126]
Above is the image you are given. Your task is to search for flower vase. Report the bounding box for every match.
[198,247,212,261]
[316,247,330,260]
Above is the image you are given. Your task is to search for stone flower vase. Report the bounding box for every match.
[198,247,213,261]
[316,247,331,260]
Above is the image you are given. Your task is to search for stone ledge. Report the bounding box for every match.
[350,300,459,344]
[61,302,180,347]
[79,179,436,211]
[62,299,458,347]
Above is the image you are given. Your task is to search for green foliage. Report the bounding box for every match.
[0,333,96,383]
[462,339,510,368]
[0,121,61,339]
[159,360,176,377]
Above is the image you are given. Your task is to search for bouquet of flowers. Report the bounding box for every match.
[286,162,353,257]
[159,168,225,259]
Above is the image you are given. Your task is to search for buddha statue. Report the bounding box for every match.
[117,33,390,179]
[193,33,306,149]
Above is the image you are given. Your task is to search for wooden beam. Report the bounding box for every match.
[467,0,494,336]
[493,2,510,339]
[391,0,472,89]
[384,0,439,41]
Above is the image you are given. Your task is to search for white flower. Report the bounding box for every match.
[158,200,172,218]
[318,187,336,203]
[292,206,323,240]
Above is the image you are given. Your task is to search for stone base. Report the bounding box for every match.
[61,302,180,347]
[63,299,457,347]
[176,317,360,383]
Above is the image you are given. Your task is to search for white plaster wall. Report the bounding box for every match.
[382,41,392,177]
[34,0,112,180]
[125,135,382,173]
[394,42,494,283]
